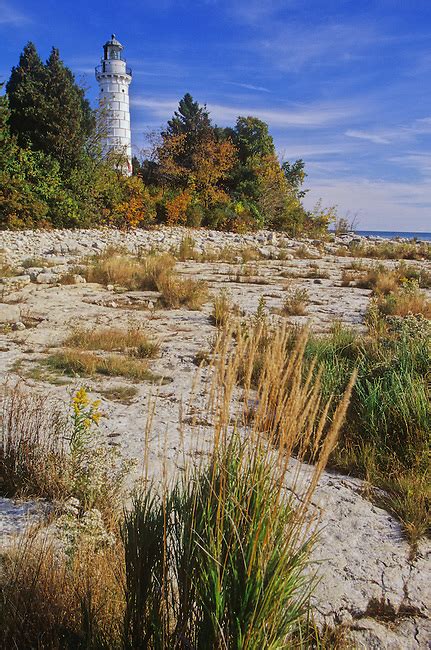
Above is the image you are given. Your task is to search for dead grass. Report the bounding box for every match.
[84,250,175,290]
[210,290,242,328]
[355,265,399,294]
[64,327,160,358]
[281,288,310,316]
[304,263,330,279]
[157,274,208,309]
[172,236,199,261]
[340,269,356,286]
[21,257,56,269]
[46,349,159,381]
[294,245,318,259]
[0,387,68,499]
[85,250,207,310]
[374,286,431,318]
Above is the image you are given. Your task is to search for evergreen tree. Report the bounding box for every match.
[43,47,93,169]
[163,93,213,170]
[165,92,212,139]
[230,116,276,163]
[6,43,94,171]
[6,42,46,150]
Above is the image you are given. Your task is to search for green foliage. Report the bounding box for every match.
[2,47,334,237]
[302,319,430,544]
[122,435,312,648]
[6,42,93,171]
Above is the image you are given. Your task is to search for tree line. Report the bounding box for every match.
[0,42,335,234]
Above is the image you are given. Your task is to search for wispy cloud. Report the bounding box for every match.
[0,1,30,25]
[345,129,391,145]
[257,21,382,72]
[131,96,357,127]
[225,81,270,93]
[304,176,431,231]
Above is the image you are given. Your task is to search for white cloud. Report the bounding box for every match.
[345,129,391,145]
[0,1,30,25]
[257,22,381,72]
[303,176,431,231]
[225,81,270,93]
[131,96,357,127]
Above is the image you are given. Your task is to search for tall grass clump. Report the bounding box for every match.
[0,324,355,648]
[64,326,160,358]
[295,317,430,546]
[1,385,132,519]
[85,249,208,310]
[0,387,68,499]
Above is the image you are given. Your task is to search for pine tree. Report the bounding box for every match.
[0,85,12,158]
[43,47,93,169]
[6,43,94,171]
[163,93,213,170]
[6,42,46,150]
[165,93,212,139]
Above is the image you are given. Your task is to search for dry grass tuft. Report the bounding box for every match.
[373,283,431,318]
[353,240,431,260]
[0,387,67,499]
[281,287,310,316]
[157,273,208,309]
[46,349,158,381]
[210,289,242,328]
[85,250,175,290]
[100,385,139,404]
[64,327,160,358]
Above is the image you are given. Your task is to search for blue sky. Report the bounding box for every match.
[1,0,431,231]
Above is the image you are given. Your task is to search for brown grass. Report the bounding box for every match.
[0,387,67,499]
[46,349,159,381]
[1,539,123,648]
[85,250,175,290]
[64,327,160,358]
[294,245,318,259]
[281,288,310,316]
[100,385,139,404]
[374,287,431,318]
[157,273,208,309]
[349,240,431,261]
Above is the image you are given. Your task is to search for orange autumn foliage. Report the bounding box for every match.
[165,190,192,225]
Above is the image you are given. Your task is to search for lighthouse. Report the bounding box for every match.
[95,35,132,174]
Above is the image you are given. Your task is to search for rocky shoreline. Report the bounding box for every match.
[0,227,430,649]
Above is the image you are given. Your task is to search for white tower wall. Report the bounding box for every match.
[95,35,132,174]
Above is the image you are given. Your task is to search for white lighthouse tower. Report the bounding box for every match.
[95,35,132,174]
